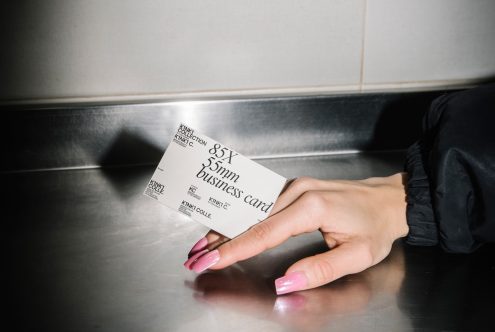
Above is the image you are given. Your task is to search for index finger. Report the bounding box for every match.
[210,191,326,270]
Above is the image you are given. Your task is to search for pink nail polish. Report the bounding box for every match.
[191,250,220,273]
[188,237,208,257]
[275,272,308,295]
[183,249,209,270]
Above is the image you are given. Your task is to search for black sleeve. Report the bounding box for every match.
[404,84,495,253]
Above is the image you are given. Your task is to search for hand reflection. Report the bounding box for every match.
[189,242,405,331]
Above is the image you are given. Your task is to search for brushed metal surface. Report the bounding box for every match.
[2,91,443,172]
[5,153,494,331]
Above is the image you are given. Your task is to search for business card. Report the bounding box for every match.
[144,124,287,239]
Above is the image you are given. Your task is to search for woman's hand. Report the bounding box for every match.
[184,173,409,295]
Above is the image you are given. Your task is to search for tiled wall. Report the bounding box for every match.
[363,0,495,91]
[1,0,494,103]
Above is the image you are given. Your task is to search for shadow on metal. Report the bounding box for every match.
[98,129,164,168]
[2,90,450,173]
[398,243,495,331]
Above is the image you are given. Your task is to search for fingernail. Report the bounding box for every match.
[191,250,220,273]
[275,272,308,295]
[183,249,209,270]
[188,237,208,257]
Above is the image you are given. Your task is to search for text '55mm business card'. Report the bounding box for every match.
[144,124,287,239]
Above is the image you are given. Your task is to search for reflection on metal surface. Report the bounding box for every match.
[5,153,495,331]
[192,243,408,331]
[1,91,444,172]
[398,244,495,331]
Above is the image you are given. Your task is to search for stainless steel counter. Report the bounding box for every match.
[5,152,495,331]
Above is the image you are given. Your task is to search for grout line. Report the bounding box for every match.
[1,78,485,107]
[361,80,480,91]
[1,149,407,175]
[359,0,368,91]
[0,85,361,106]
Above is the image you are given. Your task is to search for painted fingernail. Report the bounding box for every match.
[183,249,209,270]
[275,272,308,295]
[188,237,208,258]
[191,250,220,273]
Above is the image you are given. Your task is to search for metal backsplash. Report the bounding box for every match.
[2,91,447,172]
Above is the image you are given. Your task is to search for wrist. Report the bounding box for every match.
[389,172,409,239]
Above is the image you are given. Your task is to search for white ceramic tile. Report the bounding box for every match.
[0,0,364,101]
[364,0,495,84]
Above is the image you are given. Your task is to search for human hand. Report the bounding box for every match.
[190,242,405,330]
[184,173,408,295]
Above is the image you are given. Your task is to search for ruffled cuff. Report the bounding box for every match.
[404,141,438,246]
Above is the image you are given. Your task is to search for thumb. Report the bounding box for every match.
[275,242,373,295]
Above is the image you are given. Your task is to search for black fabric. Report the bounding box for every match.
[405,84,495,253]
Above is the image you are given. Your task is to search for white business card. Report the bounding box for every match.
[144,124,287,239]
